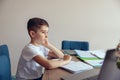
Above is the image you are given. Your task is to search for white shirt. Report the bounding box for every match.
[16,44,49,80]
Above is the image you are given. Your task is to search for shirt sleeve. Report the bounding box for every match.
[44,47,50,56]
[22,46,42,61]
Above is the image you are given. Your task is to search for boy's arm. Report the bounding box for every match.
[33,54,72,69]
[47,44,64,58]
[43,39,64,58]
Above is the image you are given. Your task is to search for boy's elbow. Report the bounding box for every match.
[46,66,53,69]
[45,62,54,69]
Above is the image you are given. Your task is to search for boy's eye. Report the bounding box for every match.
[42,31,48,34]
[42,32,45,33]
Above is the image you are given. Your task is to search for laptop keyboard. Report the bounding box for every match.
[82,75,98,80]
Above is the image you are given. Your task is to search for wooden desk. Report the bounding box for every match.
[42,56,100,80]
[42,66,73,80]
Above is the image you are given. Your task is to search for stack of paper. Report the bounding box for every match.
[60,61,93,73]
[85,59,104,67]
[75,50,105,67]
[63,50,77,56]
[75,50,99,60]
[89,49,106,59]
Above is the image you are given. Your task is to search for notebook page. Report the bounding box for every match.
[61,61,93,73]
[75,50,96,58]
[89,50,106,59]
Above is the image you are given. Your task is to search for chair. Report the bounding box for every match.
[0,44,15,80]
[62,40,89,51]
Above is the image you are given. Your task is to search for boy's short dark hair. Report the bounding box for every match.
[27,17,49,33]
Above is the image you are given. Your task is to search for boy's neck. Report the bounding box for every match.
[30,41,41,46]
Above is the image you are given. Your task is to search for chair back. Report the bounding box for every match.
[0,44,12,80]
[62,40,89,51]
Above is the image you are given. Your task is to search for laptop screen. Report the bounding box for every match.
[97,49,120,80]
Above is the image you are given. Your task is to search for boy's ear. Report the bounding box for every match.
[29,31,35,38]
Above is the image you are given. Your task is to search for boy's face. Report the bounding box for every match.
[30,25,49,45]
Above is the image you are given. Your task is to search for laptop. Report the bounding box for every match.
[61,49,120,80]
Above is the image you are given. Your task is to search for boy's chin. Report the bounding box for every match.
[40,41,45,45]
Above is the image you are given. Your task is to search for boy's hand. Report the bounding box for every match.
[42,38,50,47]
[63,55,72,61]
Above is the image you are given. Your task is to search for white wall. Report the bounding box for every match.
[0,0,120,75]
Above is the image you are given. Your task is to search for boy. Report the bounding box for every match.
[16,17,72,80]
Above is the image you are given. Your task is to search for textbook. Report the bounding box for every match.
[89,50,106,59]
[85,59,104,67]
[75,50,105,67]
[75,50,97,59]
[60,61,93,73]
[75,49,106,59]
[76,56,103,67]
[76,56,100,61]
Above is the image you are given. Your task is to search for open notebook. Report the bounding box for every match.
[75,50,105,67]
[60,61,93,73]
[75,49,106,59]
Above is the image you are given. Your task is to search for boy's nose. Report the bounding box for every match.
[45,34,48,38]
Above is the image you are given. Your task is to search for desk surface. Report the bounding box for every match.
[42,56,100,80]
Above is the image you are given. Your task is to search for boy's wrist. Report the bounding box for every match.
[44,43,52,49]
[46,43,57,51]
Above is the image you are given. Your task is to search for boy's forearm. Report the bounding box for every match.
[33,55,71,70]
[46,43,64,58]
[47,59,70,69]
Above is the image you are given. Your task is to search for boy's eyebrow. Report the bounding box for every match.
[40,29,48,32]
[41,29,48,31]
